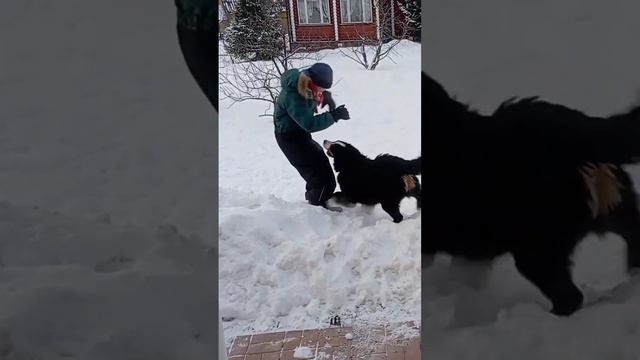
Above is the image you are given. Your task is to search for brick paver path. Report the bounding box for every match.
[227,321,420,360]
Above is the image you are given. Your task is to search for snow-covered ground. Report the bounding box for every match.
[424,0,640,358]
[1,0,217,358]
[218,42,422,341]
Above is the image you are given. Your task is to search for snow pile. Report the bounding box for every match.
[293,346,315,359]
[1,0,217,358]
[219,42,421,341]
[424,0,640,358]
[0,203,216,358]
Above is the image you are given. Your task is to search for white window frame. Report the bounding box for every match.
[340,0,373,23]
[298,0,332,25]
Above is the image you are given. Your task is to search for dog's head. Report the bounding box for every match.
[323,140,363,172]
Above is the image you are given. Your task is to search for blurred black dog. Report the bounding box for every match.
[323,140,421,223]
[423,72,640,316]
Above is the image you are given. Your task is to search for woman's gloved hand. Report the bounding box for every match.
[330,105,350,121]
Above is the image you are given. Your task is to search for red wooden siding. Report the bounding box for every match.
[295,26,335,42]
[337,24,377,41]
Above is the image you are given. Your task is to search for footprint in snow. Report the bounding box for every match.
[94,255,134,273]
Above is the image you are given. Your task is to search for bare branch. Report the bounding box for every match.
[338,0,413,70]
[219,34,323,112]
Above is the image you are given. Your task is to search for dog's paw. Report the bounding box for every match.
[628,267,640,277]
[323,204,343,213]
[422,254,435,268]
[327,197,352,209]
[330,193,355,208]
[579,284,617,308]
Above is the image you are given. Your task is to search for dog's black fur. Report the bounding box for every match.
[323,140,421,223]
[423,72,640,316]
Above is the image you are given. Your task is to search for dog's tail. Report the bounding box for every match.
[377,154,422,175]
[400,156,422,175]
[593,105,640,165]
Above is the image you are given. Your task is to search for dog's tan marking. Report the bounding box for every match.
[402,175,417,192]
[580,162,623,219]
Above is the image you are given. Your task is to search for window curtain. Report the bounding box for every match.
[363,0,372,22]
[298,0,308,23]
[340,0,349,22]
[299,0,330,23]
[308,0,321,23]
[341,0,372,23]
[352,0,362,22]
[321,0,331,23]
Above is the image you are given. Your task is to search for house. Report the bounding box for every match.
[285,0,413,49]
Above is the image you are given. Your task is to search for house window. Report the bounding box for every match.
[298,0,331,24]
[340,0,372,23]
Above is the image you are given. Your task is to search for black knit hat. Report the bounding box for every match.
[304,63,333,89]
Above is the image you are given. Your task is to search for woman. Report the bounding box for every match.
[273,63,351,210]
[174,0,218,111]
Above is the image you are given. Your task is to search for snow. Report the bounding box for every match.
[424,0,640,358]
[219,41,421,341]
[1,0,217,358]
[293,346,315,359]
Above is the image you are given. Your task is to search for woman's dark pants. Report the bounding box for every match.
[275,131,336,205]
